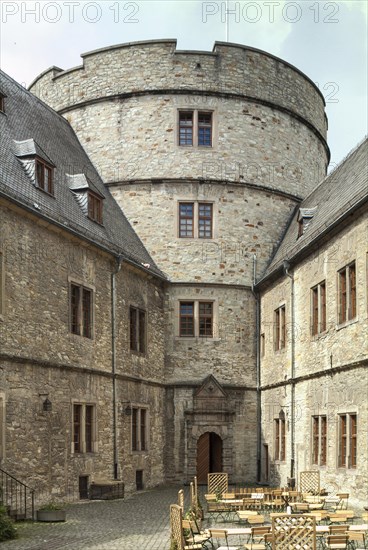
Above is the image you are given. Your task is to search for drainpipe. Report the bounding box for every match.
[283,260,295,481]
[251,255,262,483]
[112,255,123,480]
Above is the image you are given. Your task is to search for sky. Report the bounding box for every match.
[0,0,367,168]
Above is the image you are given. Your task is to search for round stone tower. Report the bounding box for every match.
[30,40,329,483]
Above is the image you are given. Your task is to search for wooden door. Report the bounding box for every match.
[197,432,223,483]
[210,433,222,472]
[197,432,210,483]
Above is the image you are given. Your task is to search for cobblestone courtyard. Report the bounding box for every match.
[1,485,185,550]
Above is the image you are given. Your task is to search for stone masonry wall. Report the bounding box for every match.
[259,210,368,503]
[165,285,256,386]
[63,95,327,196]
[30,41,327,138]
[0,201,166,499]
[111,180,297,286]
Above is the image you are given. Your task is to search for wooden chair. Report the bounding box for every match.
[223,493,236,500]
[243,526,272,550]
[247,515,265,526]
[208,528,239,550]
[337,494,349,510]
[348,530,367,549]
[329,525,350,534]
[326,534,349,549]
[182,519,211,548]
[330,514,348,524]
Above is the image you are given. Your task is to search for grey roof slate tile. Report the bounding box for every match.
[259,137,368,284]
[0,70,166,280]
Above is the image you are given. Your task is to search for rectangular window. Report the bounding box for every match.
[350,414,357,468]
[338,262,356,323]
[198,112,212,147]
[274,305,286,350]
[274,418,286,461]
[199,302,213,337]
[178,110,213,148]
[131,407,148,452]
[72,403,96,454]
[70,283,93,338]
[88,191,103,224]
[129,306,146,353]
[0,95,4,113]
[179,300,215,338]
[338,413,357,468]
[179,111,193,146]
[312,415,327,466]
[180,301,195,337]
[35,158,53,195]
[311,281,326,335]
[198,203,213,238]
[179,203,194,238]
[178,201,214,239]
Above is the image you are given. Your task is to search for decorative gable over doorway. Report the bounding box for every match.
[185,375,235,483]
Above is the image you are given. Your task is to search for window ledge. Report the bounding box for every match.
[336,317,358,331]
[311,330,328,341]
[175,337,221,342]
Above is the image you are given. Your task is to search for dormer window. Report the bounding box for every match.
[35,158,53,195]
[297,207,317,238]
[88,191,103,224]
[67,173,104,225]
[14,139,55,196]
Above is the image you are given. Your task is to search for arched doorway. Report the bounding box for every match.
[196,432,222,483]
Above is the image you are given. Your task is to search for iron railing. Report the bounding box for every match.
[0,468,35,520]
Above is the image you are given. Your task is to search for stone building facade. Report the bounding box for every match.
[0,40,366,506]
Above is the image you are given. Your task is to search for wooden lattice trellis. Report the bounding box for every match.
[178,489,184,511]
[170,504,184,549]
[300,471,320,494]
[208,472,228,495]
[272,514,316,550]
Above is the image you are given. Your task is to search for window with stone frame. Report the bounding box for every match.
[338,262,356,324]
[72,403,96,454]
[178,201,213,239]
[312,415,327,466]
[274,305,286,350]
[274,417,286,461]
[178,110,213,147]
[70,283,93,339]
[179,300,213,338]
[130,306,146,354]
[0,93,5,114]
[131,407,148,452]
[338,413,357,468]
[311,281,326,335]
[35,157,54,195]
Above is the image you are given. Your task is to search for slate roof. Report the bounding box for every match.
[0,70,166,280]
[258,137,368,285]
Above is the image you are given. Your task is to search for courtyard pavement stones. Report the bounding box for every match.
[1,485,185,550]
